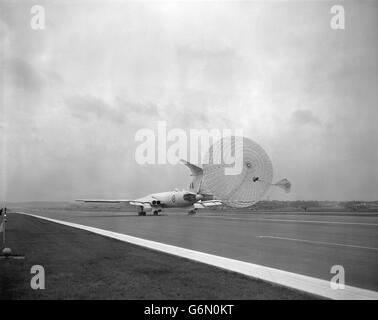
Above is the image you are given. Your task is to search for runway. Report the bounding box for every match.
[14,208,378,295]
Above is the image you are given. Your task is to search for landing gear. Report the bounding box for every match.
[153,209,162,216]
[188,209,197,216]
[138,211,146,216]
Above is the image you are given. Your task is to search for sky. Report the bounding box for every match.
[0,0,377,202]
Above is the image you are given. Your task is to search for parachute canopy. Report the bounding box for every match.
[201,136,273,208]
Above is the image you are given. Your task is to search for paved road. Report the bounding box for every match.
[14,208,378,291]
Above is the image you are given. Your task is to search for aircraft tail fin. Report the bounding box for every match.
[180,159,204,193]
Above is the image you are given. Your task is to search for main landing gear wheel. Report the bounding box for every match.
[153,210,159,216]
[188,209,197,216]
[138,211,146,216]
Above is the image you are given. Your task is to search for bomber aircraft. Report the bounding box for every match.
[76,160,222,215]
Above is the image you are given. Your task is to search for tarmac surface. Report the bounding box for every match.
[3,212,316,299]
[13,208,378,292]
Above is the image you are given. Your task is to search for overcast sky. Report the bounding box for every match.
[1,0,377,202]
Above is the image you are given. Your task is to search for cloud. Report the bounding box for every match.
[2,1,378,201]
[291,109,321,126]
[5,57,45,92]
[115,98,160,118]
[65,94,121,123]
[65,94,164,125]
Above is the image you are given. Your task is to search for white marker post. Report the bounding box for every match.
[1,209,6,247]
[3,213,6,247]
[0,208,14,258]
[1,208,23,259]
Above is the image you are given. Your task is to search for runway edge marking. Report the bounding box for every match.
[17,212,378,300]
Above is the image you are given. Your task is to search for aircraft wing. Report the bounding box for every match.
[194,199,259,209]
[76,199,133,204]
[193,200,224,209]
[76,196,158,207]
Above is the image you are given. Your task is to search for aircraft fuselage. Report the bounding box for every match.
[147,190,204,209]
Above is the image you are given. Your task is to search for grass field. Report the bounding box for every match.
[0,212,317,299]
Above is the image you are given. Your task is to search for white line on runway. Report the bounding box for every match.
[198,215,378,226]
[17,212,378,300]
[257,236,378,251]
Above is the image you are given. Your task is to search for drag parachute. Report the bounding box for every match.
[200,136,291,208]
[273,178,291,193]
[201,136,273,208]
